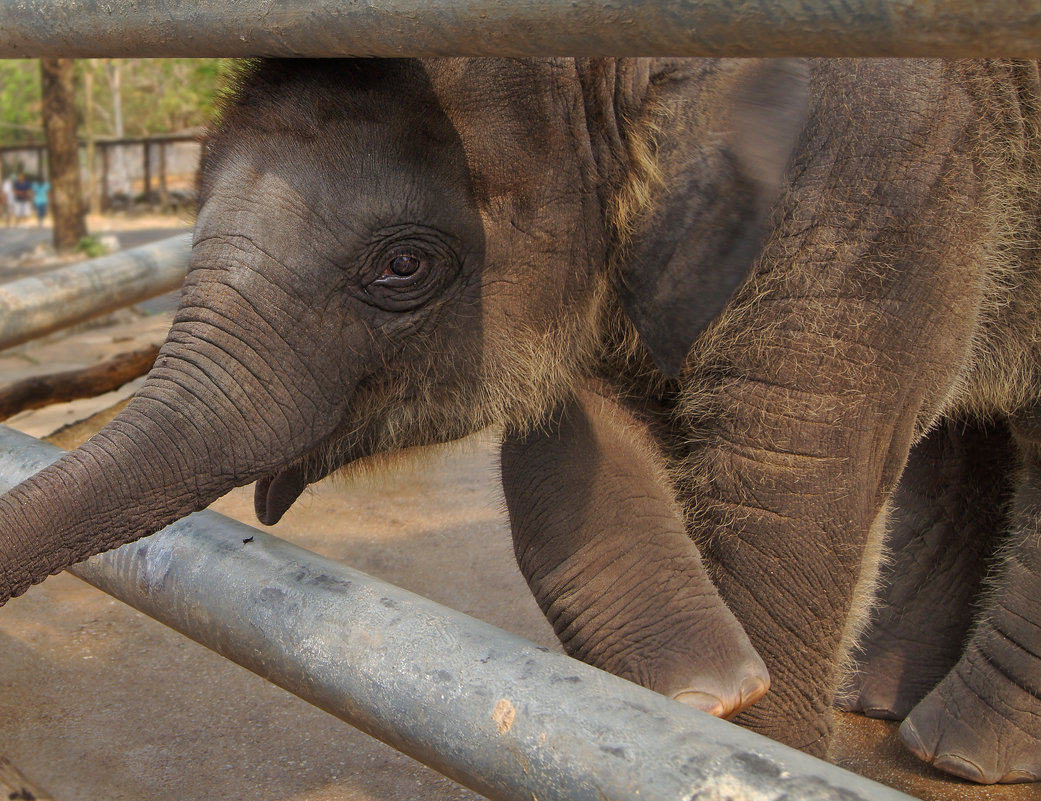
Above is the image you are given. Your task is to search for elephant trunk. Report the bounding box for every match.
[0,313,343,606]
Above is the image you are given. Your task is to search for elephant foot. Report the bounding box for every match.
[899,642,1041,784]
[573,576,771,722]
[548,581,771,723]
[901,420,1041,785]
[838,629,959,720]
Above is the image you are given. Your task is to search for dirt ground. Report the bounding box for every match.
[0,220,1037,801]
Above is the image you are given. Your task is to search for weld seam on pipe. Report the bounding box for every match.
[0,425,916,801]
[0,234,190,352]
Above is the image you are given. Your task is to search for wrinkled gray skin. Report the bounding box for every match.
[1,58,1040,784]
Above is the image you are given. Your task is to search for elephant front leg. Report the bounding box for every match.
[839,418,1013,720]
[900,409,1041,784]
[500,387,769,719]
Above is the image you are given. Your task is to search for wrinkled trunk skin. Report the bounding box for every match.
[1,391,235,602]
[0,273,343,606]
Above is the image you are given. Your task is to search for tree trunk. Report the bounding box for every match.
[84,60,101,215]
[108,58,129,195]
[40,58,87,252]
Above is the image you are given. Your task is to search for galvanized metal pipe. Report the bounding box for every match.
[0,234,190,351]
[0,424,915,801]
[0,0,1037,58]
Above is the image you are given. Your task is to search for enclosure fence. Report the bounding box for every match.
[0,422,916,801]
[0,0,1037,57]
[0,135,201,213]
[0,241,920,801]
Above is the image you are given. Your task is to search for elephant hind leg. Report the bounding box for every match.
[838,419,1014,720]
[900,408,1041,784]
[500,385,768,720]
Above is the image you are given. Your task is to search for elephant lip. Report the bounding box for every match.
[253,429,373,525]
[254,466,309,526]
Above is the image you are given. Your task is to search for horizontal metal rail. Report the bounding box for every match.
[0,234,189,351]
[0,424,916,801]
[0,0,1037,58]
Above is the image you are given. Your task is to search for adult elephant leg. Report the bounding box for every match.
[900,407,1041,784]
[500,386,769,719]
[672,369,907,755]
[666,60,993,757]
[839,418,1014,720]
[671,238,979,756]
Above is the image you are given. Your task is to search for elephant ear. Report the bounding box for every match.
[617,59,810,377]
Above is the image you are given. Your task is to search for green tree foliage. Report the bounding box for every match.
[0,60,43,145]
[89,58,239,138]
[0,58,238,147]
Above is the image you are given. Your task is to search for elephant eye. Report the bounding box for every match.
[361,226,461,312]
[374,249,428,287]
[386,253,422,278]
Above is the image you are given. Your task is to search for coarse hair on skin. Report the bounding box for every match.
[664,60,1041,461]
[945,60,1041,422]
[608,99,669,254]
[193,57,682,497]
[319,60,681,457]
[304,274,616,485]
[833,502,892,705]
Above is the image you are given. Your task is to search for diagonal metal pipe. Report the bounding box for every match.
[0,234,190,352]
[0,0,1037,58]
[0,424,915,801]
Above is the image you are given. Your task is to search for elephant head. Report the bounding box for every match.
[0,58,808,699]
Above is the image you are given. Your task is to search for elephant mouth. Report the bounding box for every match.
[253,380,473,526]
[254,467,310,526]
[253,431,370,525]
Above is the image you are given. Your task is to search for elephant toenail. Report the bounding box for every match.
[863,705,901,721]
[740,676,769,708]
[898,718,933,761]
[674,691,725,717]
[1001,771,1040,784]
[933,754,988,784]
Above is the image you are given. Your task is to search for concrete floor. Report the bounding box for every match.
[1,229,1037,800]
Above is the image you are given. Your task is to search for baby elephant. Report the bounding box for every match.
[1,57,1040,785]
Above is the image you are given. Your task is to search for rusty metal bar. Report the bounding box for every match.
[0,234,189,351]
[0,424,917,801]
[0,0,1037,58]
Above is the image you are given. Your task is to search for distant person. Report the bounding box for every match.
[0,173,11,226]
[32,177,50,226]
[12,172,33,224]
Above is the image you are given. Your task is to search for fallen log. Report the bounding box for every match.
[0,344,159,421]
[45,397,131,449]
